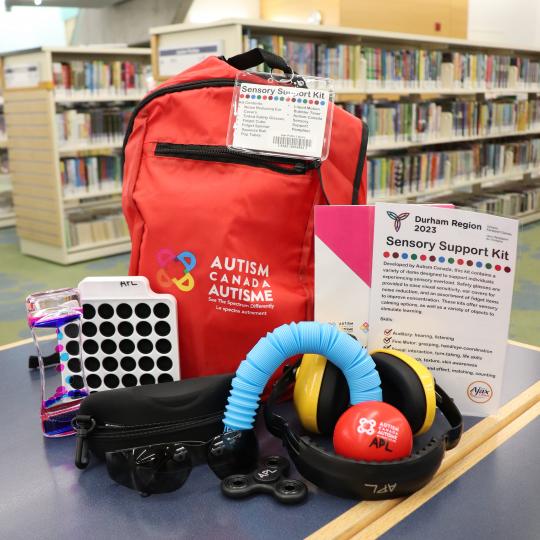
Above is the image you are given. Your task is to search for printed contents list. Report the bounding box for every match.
[368,204,518,416]
[231,83,329,158]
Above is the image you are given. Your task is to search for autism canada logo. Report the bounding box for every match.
[387,211,410,232]
[357,417,377,436]
[467,381,493,403]
[156,249,197,292]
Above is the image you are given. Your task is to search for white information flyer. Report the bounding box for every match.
[368,203,519,416]
[158,42,223,77]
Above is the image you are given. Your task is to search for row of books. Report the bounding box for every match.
[244,33,540,90]
[431,180,540,218]
[442,53,540,89]
[367,138,540,198]
[60,155,121,197]
[56,106,132,146]
[342,97,540,145]
[53,60,152,97]
[0,149,8,175]
[67,208,129,248]
[0,113,6,143]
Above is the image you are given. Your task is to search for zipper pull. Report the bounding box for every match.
[296,159,321,173]
[73,415,96,470]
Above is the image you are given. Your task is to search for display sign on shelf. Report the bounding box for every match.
[4,63,40,89]
[158,42,223,77]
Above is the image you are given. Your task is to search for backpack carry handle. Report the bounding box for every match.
[225,48,293,75]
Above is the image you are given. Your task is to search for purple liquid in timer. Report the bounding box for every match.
[26,288,89,437]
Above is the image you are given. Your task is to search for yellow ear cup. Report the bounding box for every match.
[293,354,327,434]
[370,349,436,435]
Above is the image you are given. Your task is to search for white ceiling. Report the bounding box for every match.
[5,0,126,7]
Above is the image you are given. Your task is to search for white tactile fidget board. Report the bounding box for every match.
[59,276,180,393]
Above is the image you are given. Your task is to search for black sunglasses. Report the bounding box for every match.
[105,429,258,496]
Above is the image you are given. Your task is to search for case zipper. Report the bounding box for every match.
[74,411,223,469]
[154,143,320,175]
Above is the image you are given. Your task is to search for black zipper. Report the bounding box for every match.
[74,411,223,469]
[155,143,320,175]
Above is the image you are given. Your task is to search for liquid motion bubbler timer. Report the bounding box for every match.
[26,288,89,437]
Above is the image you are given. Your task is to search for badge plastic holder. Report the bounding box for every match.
[226,70,335,161]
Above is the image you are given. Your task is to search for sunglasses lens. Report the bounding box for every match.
[106,443,192,495]
[207,429,258,479]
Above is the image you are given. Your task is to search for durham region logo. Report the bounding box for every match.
[387,211,410,232]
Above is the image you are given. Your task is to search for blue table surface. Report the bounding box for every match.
[0,342,538,540]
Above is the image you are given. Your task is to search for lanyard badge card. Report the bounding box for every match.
[226,69,335,161]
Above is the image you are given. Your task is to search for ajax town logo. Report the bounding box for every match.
[156,249,197,292]
[467,381,493,403]
[387,211,410,232]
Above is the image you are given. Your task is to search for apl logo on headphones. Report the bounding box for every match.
[387,211,410,232]
[156,249,197,292]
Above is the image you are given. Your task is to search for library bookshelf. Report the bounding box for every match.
[150,19,540,224]
[0,56,15,229]
[3,46,151,263]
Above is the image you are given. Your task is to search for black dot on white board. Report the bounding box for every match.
[153,303,170,319]
[83,340,99,355]
[158,374,174,384]
[155,321,170,336]
[135,303,151,319]
[137,339,153,354]
[98,304,114,319]
[66,340,80,355]
[82,322,97,337]
[120,356,136,371]
[119,339,136,354]
[101,339,117,354]
[85,357,100,372]
[157,356,173,371]
[140,374,155,385]
[122,374,137,387]
[118,322,134,337]
[67,358,81,373]
[64,323,79,339]
[156,339,172,354]
[83,304,96,320]
[99,322,115,337]
[116,303,133,319]
[86,374,102,389]
[136,321,152,337]
[103,356,118,372]
[104,374,120,389]
[139,356,154,371]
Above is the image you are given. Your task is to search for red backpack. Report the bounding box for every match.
[122,49,368,379]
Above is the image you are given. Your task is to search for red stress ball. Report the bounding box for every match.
[333,402,413,462]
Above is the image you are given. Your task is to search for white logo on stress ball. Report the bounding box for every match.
[357,417,377,435]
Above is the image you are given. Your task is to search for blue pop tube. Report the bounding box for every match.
[223,322,382,431]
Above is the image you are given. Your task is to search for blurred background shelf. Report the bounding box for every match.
[3,46,150,263]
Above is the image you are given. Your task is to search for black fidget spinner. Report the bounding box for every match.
[221,456,307,504]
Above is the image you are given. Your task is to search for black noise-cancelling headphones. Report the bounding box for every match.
[264,352,463,500]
